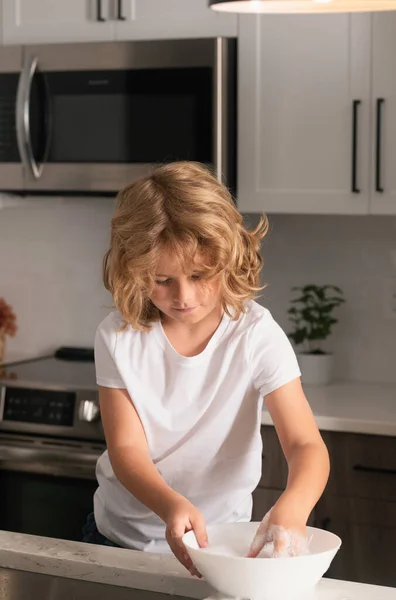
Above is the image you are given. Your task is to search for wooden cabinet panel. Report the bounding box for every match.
[316,494,396,587]
[258,426,288,490]
[259,426,396,586]
[252,488,316,526]
[321,430,396,502]
[252,488,283,522]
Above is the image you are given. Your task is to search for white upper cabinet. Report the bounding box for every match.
[370,13,396,216]
[114,0,238,40]
[238,14,372,215]
[2,0,116,45]
[1,0,237,46]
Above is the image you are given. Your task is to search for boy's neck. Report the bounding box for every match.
[161,305,224,358]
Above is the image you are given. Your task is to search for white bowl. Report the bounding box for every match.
[183,522,341,600]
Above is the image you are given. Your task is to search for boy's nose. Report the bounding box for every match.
[173,280,193,305]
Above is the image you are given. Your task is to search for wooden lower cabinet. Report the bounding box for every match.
[315,494,396,587]
[259,426,288,489]
[320,430,396,503]
[252,488,283,521]
[258,425,396,587]
[252,487,316,525]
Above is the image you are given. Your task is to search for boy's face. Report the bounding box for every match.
[149,251,222,326]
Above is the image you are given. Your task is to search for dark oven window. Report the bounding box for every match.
[43,68,213,164]
[0,470,97,542]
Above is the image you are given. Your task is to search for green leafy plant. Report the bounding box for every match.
[287,285,345,355]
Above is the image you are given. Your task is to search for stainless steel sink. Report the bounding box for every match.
[0,568,195,600]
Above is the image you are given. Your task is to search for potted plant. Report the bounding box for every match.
[287,284,345,385]
[0,297,17,364]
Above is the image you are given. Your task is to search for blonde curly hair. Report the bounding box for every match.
[103,161,268,331]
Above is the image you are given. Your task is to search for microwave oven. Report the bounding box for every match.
[0,38,236,195]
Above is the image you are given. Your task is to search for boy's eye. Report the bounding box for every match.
[191,274,202,281]
[155,279,172,286]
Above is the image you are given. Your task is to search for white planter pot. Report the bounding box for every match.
[297,353,334,386]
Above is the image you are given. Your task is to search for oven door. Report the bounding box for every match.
[19,39,222,194]
[0,434,104,542]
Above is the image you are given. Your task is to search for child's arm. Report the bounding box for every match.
[249,377,330,557]
[99,385,207,573]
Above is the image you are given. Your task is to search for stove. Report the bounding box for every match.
[0,349,105,541]
[0,349,103,442]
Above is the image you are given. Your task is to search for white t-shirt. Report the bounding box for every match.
[93,300,301,552]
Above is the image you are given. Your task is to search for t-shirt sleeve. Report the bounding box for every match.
[94,315,126,389]
[248,311,301,398]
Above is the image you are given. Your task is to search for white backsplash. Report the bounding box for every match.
[1,198,395,383]
[250,214,396,384]
[1,197,114,360]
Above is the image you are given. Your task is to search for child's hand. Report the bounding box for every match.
[248,503,309,558]
[164,496,208,577]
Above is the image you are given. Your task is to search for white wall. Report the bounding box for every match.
[1,197,114,360]
[252,214,396,384]
[1,199,395,383]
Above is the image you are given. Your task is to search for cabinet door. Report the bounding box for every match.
[253,488,316,526]
[238,14,371,215]
[252,488,282,522]
[2,0,116,45]
[114,0,237,41]
[315,494,396,587]
[321,430,396,503]
[371,13,396,215]
[259,426,288,490]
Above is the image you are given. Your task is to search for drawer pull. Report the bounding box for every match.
[96,0,105,21]
[351,99,361,193]
[353,464,396,476]
[321,517,332,531]
[117,0,126,20]
[375,98,385,193]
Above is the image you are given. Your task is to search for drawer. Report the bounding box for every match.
[316,494,396,528]
[321,431,396,502]
[315,495,396,586]
[258,426,288,490]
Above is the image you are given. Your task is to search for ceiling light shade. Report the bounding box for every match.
[209,0,396,13]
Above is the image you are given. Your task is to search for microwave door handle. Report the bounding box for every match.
[42,72,53,167]
[16,55,44,179]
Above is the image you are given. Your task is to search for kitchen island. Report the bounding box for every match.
[0,530,394,600]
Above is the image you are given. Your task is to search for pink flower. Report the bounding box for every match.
[0,298,17,337]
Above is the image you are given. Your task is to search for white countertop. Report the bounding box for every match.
[0,530,395,600]
[262,382,396,437]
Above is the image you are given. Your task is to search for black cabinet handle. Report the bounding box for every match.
[117,0,126,20]
[97,0,105,21]
[321,518,332,531]
[351,100,361,193]
[376,98,385,193]
[353,464,396,476]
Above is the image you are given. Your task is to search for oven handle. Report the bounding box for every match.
[16,55,51,180]
[0,443,100,478]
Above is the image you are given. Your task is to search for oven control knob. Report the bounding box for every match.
[78,399,100,423]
